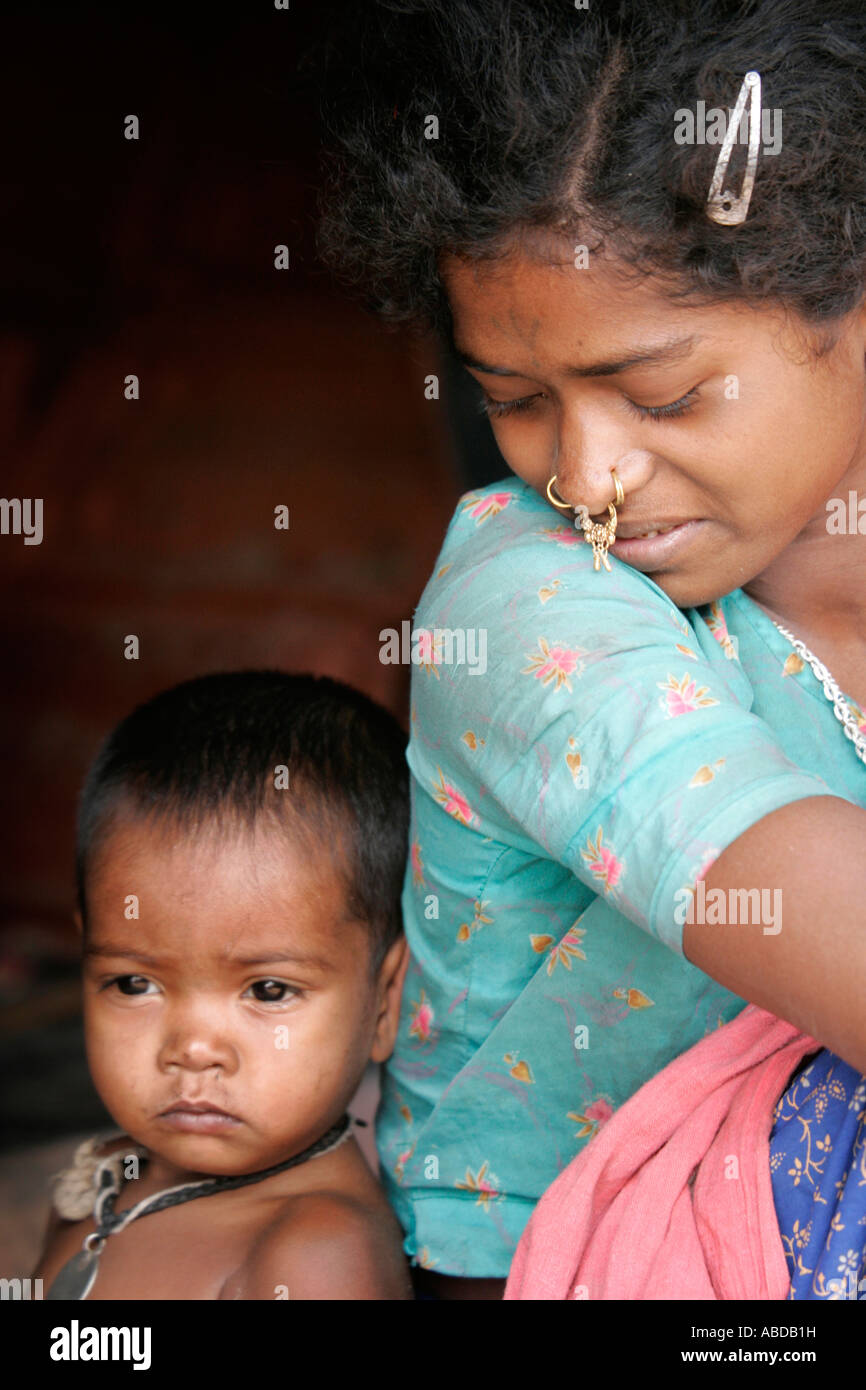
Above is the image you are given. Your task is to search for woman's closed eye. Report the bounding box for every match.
[477,386,701,421]
[624,386,700,421]
[477,390,544,420]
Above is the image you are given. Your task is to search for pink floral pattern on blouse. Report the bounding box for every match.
[377,479,846,1279]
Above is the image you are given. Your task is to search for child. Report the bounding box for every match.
[34,670,413,1300]
[316,0,866,1297]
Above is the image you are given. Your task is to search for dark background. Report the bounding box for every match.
[0,0,507,1211]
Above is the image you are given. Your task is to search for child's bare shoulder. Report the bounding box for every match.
[224,1188,413,1301]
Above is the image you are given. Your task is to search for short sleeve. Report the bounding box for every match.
[412,496,832,955]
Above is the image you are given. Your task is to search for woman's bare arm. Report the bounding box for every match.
[682,795,866,1073]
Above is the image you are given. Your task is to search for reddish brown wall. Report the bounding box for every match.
[0,5,459,947]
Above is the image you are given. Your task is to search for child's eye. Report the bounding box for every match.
[624,387,700,421]
[105,974,156,996]
[477,390,546,420]
[246,979,298,1004]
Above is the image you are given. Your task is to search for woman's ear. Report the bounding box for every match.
[72,909,83,937]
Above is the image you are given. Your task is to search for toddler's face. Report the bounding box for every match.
[80,814,405,1177]
[441,231,866,608]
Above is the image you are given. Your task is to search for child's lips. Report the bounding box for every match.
[157,1100,243,1132]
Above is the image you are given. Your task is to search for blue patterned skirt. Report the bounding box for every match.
[770,1049,866,1299]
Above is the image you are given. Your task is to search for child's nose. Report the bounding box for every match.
[158,1027,238,1075]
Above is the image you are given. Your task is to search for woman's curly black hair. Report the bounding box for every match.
[314,0,866,347]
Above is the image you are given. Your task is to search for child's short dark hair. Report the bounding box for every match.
[315,0,866,350]
[75,671,409,975]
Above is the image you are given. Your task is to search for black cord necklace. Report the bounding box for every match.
[45,1112,352,1300]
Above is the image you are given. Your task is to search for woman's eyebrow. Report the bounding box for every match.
[454,334,700,379]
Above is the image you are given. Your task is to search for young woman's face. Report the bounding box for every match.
[441,233,866,608]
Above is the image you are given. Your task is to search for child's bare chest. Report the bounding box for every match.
[37,1192,276,1301]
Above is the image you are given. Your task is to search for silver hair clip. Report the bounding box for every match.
[705,71,761,226]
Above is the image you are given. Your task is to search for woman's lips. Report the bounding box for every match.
[610,520,705,571]
[156,1101,243,1134]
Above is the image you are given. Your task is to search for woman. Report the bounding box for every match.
[315,0,866,1297]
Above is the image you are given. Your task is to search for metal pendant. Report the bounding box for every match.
[575,504,617,573]
[45,1236,104,1300]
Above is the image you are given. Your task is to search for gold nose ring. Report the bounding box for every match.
[546,475,572,510]
[546,470,624,510]
[546,470,626,573]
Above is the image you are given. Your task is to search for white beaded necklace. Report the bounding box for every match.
[772,621,866,768]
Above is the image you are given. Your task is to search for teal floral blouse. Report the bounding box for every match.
[376,478,866,1279]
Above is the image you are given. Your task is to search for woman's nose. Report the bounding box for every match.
[556,448,653,517]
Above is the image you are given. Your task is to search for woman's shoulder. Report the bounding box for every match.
[407,482,765,765]
[425,477,717,653]
[439,476,597,562]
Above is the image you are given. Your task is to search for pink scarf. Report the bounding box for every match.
[504,1005,819,1300]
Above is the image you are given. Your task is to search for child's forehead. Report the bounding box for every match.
[86,812,359,950]
[93,803,332,866]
